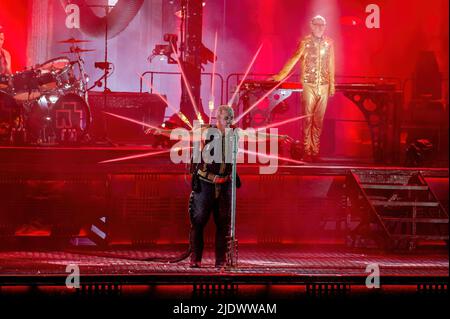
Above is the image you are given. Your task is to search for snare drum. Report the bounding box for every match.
[37,68,74,93]
[37,71,59,92]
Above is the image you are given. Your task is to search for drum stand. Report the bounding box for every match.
[11,99,28,145]
[73,48,93,144]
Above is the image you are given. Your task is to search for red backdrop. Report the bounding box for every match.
[0,0,29,72]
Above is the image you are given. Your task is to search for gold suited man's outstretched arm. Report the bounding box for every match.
[272,39,305,82]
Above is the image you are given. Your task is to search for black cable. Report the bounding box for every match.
[67,137,196,263]
[68,173,195,263]
[140,236,191,263]
[139,187,195,262]
[66,231,192,263]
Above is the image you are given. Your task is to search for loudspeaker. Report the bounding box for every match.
[413,51,442,99]
[410,100,445,125]
[88,91,167,144]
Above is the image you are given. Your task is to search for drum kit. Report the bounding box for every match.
[0,38,94,145]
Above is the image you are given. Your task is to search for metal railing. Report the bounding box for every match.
[139,71,225,105]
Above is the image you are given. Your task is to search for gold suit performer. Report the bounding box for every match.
[272,15,335,162]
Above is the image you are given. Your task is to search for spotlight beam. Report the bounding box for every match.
[255,114,313,131]
[103,112,196,140]
[140,74,193,129]
[209,30,218,124]
[170,43,204,123]
[227,44,263,107]
[103,112,161,131]
[99,149,173,164]
[233,75,290,125]
[239,148,305,165]
[99,147,193,164]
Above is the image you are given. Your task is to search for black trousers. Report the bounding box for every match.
[189,179,231,265]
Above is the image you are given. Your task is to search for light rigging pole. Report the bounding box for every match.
[179,0,204,123]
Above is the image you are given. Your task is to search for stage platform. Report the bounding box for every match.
[0,145,448,294]
[0,245,447,289]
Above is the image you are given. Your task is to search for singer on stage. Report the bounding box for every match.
[189,105,239,269]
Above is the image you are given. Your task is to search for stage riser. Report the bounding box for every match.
[0,172,447,246]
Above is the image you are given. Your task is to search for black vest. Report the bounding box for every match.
[199,125,233,176]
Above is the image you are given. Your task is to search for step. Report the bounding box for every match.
[361,184,428,191]
[390,234,449,240]
[371,200,439,207]
[382,217,448,224]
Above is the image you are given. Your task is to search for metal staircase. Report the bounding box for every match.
[346,169,448,250]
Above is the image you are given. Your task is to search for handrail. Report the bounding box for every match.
[139,71,225,105]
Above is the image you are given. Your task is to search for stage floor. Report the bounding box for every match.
[0,245,447,286]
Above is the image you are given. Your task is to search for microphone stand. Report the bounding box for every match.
[87,4,114,144]
[227,129,239,268]
[87,4,113,93]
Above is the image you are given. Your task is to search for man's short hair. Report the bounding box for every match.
[217,105,234,120]
[311,15,326,25]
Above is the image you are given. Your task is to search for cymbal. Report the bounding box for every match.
[38,57,71,73]
[58,37,92,44]
[61,48,96,54]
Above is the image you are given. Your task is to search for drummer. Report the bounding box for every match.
[0,26,12,75]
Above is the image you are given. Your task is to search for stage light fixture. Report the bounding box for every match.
[148,34,179,64]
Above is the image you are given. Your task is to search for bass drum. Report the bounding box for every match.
[0,91,22,143]
[51,93,91,143]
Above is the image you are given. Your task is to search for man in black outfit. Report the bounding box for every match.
[189,105,238,268]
